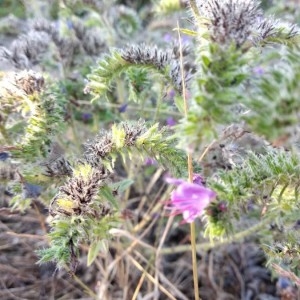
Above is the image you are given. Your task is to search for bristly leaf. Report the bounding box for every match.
[87,239,108,266]
[154,0,184,15]
[205,150,300,240]
[84,121,187,177]
[100,185,119,209]
[85,44,186,100]
[16,84,67,161]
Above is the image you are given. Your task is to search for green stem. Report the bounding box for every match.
[160,216,272,254]
[190,221,199,300]
[116,79,126,105]
[188,0,201,19]
[177,21,200,300]
[69,104,80,145]
[77,100,181,116]
[0,124,12,144]
[154,81,165,122]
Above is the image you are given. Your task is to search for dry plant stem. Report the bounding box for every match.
[71,273,98,299]
[132,271,147,300]
[62,266,97,299]
[33,202,47,234]
[208,254,236,300]
[136,168,165,213]
[190,222,200,300]
[198,139,217,162]
[5,231,46,240]
[0,146,19,151]
[272,263,300,286]
[154,215,174,300]
[208,252,221,294]
[0,125,12,143]
[160,216,272,254]
[110,229,156,251]
[133,184,171,233]
[135,250,189,300]
[228,256,245,299]
[128,255,177,300]
[101,216,159,289]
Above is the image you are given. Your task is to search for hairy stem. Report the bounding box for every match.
[160,216,272,254]
[177,21,200,300]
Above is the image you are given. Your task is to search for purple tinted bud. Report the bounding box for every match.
[66,19,73,30]
[151,213,160,219]
[163,33,172,43]
[23,183,42,199]
[81,112,93,122]
[181,35,191,44]
[145,158,157,166]
[0,152,9,161]
[192,173,204,185]
[277,277,291,289]
[253,66,265,76]
[218,202,227,212]
[168,89,176,99]
[119,103,128,113]
[166,117,176,127]
[53,21,60,31]
[294,219,300,229]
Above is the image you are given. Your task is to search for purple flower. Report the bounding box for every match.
[253,66,265,76]
[81,112,93,122]
[23,183,42,199]
[119,103,128,113]
[66,19,73,30]
[277,277,292,289]
[165,176,216,223]
[168,89,176,100]
[181,35,191,45]
[144,157,157,166]
[0,152,9,161]
[163,33,173,43]
[166,117,176,127]
[192,174,205,185]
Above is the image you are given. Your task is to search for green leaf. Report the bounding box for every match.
[173,27,197,37]
[111,178,134,192]
[112,124,126,148]
[202,55,211,68]
[100,186,119,209]
[87,240,107,266]
[174,95,185,114]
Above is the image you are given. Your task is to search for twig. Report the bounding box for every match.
[272,263,300,287]
[128,255,177,300]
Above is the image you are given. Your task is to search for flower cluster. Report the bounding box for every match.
[196,0,298,48]
[121,44,171,70]
[50,164,109,217]
[0,70,44,105]
[84,121,146,166]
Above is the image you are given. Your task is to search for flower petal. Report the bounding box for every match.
[166,180,216,223]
